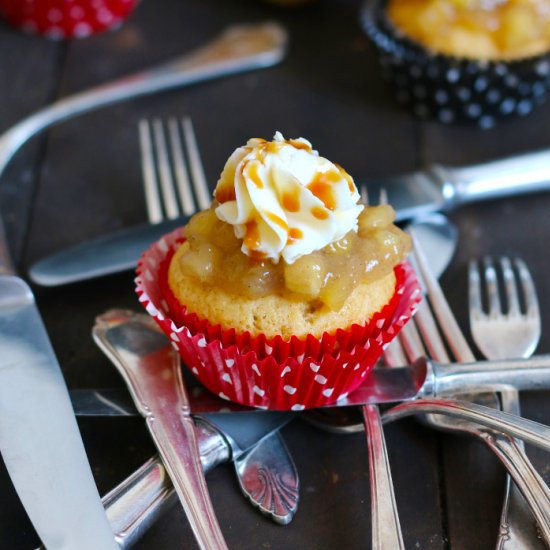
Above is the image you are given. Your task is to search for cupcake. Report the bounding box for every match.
[361,0,550,127]
[136,133,420,410]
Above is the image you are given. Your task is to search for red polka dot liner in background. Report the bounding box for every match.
[136,228,421,411]
[0,0,138,39]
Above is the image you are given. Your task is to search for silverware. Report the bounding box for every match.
[0,22,287,178]
[361,189,404,550]
[101,415,292,548]
[401,234,550,546]
[302,212,458,435]
[363,404,404,550]
[361,148,550,221]
[0,219,117,549]
[469,257,544,549]
[94,310,228,550]
[28,196,457,287]
[85,312,550,411]
[140,116,299,524]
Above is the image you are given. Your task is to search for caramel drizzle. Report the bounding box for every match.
[287,227,303,244]
[265,212,289,232]
[334,163,356,194]
[311,206,329,220]
[246,161,264,189]
[214,184,236,204]
[282,190,300,212]
[307,171,340,211]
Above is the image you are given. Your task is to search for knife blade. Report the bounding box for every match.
[70,351,550,414]
[29,148,550,286]
[0,276,118,550]
[0,209,117,550]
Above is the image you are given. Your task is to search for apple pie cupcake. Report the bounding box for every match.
[136,132,420,410]
[362,0,550,127]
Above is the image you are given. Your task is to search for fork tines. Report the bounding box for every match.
[469,257,539,319]
[139,117,211,224]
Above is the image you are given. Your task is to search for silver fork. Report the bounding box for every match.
[396,233,550,547]
[139,117,299,525]
[358,187,404,550]
[470,257,544,549]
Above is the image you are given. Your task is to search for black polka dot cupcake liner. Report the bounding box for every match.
[360,0,550,128]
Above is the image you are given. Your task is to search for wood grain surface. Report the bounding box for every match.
[1,0,550,548]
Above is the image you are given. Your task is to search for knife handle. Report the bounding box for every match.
[433,149,550,207]
[427,354,550,396]
[102,419,230,549]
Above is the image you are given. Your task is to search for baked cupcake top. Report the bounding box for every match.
[170,133,411,316]
[387,0,550,60]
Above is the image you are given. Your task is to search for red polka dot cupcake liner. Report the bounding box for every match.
[0,0,138,38]
[136,227,421,411]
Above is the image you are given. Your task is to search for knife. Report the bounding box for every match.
[70,353,550,412]
[29,149,550,286]
[99,412,294,548]
[0,221,117,549]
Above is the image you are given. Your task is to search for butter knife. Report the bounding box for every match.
[0,219,118,549]
[29,148,550,286]
[93,310,228,550]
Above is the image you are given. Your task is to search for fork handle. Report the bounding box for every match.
[482,431,550,547]
[363,405,405,550]
[0,23,286,176]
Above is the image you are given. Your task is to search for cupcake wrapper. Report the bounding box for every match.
[136,228,421,410]
[0,0,138,39]
[360,0,550,128]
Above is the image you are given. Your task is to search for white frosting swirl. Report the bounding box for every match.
[214,132,363,264]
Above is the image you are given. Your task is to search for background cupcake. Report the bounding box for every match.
[361,0,550,128]
[137,133,420,410]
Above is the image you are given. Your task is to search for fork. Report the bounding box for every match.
[396,233,550,547]
[139,117,299,526]
[139,119,226,550]
[357,187,404,550]
[469,257,544,549]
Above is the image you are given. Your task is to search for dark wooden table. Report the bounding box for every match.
[2,0,550,548]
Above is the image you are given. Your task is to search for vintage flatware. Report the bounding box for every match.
[93,310,228,550]
[360,188,405,550]
[363,404,404,550]
[29,198,455,287]
[101,416,294,548]
[126,114,301,524]
[29,147,550,283]
[86,309,550,412]
[303,212,458,435]
[401,236,550,546]
[361,148,550,221]
[0,219,117,549]
[469,257,543,549]
[0,22,287,177]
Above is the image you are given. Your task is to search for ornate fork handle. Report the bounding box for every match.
[483,431,550,546]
